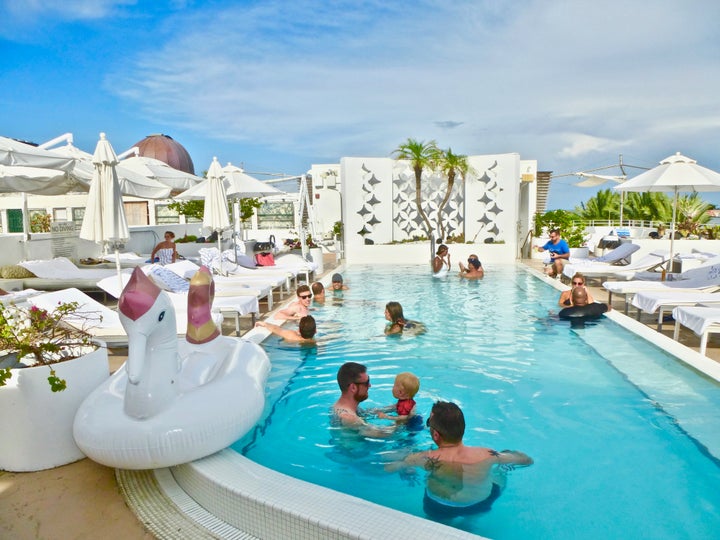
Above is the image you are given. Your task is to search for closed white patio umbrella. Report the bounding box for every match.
[615,152,720,268]
[79,133,130,290]
[202,157,231,270]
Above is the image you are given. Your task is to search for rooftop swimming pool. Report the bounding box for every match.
[232,265,720,539]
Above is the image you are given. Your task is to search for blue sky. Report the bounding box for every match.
[2,0,720,210]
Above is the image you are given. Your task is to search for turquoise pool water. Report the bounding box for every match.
[234,265,720,539]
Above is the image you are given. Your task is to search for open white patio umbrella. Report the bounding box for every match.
[202,157,231,271]
[48,141,171,199]
[222,163,283,239]
[176,162,283,243]
[120,155,202,194]
[0,136,75,170]
[615,152,720,268]
[79,133,129,290]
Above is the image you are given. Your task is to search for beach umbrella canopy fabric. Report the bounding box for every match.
[120,155,202,194]
[575,173,627,222]
[175,163,282,200]
[615,152,720,263]
[0,136,75,170]
[49,142,171,199]
[79,133,130,286]
[221,163,284,198]
[0,164,83,195]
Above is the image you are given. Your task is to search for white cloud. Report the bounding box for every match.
[6,0,720,209]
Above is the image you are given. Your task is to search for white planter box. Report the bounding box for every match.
[0,347,109,472]
[309,247,324,274]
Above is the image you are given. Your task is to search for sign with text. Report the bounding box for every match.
[51,221,79,259]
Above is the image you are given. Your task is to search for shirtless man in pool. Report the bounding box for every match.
[332,362,394,438]
[386,401,532,518]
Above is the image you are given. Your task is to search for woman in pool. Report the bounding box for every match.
[558,272,595,307]
[384,301,425,335]
[432,244,451,277]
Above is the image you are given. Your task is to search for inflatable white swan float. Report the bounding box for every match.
[74,266,270,469]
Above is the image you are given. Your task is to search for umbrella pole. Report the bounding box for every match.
[668,187,678,272]
[217,232,225,276]
[115,247,123,294]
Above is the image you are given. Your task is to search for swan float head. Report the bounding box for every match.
[119,267,180,419]
[117,266,222,420]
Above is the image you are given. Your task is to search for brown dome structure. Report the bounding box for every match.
[132,134,195,175]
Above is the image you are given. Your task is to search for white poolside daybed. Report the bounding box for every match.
[672,305,720,356]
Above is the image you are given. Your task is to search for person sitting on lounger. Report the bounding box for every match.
[151,231,177,265]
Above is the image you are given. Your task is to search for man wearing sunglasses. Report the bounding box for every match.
[536,228,570,278]
[275,284,313,321]
[332,362,394,437]
[386,401,532,518]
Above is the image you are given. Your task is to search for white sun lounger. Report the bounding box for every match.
[562,251,669,282]
[164,260,284,308]
[632,290,720,331]
[13,257,118,293]
[603,262,720,314]
[29,288,227,347]
[672,305,720,356]
[96,274,259,337]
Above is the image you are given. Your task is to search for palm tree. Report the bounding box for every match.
[676,193,713,236]
[392,138,441,241]
[435,148,470,241]
[574,189,620,221]
[623,192,672,223]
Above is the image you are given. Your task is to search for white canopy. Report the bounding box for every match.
[48,142,172,199]
[120,155,202,194]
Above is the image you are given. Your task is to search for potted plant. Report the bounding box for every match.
[0,300,109,472]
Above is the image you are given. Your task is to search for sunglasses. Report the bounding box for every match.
[299,294,312,299]
[572,281,584,286]
[468,258,478,262]
[353,378,370,387]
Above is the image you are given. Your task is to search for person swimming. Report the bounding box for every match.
[384,301,425,336]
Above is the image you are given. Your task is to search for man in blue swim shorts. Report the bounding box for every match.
[386,401,533,518]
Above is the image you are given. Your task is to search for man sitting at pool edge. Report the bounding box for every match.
[332,361,394,438]
[386,401,533,518]
[255,315,317,344]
